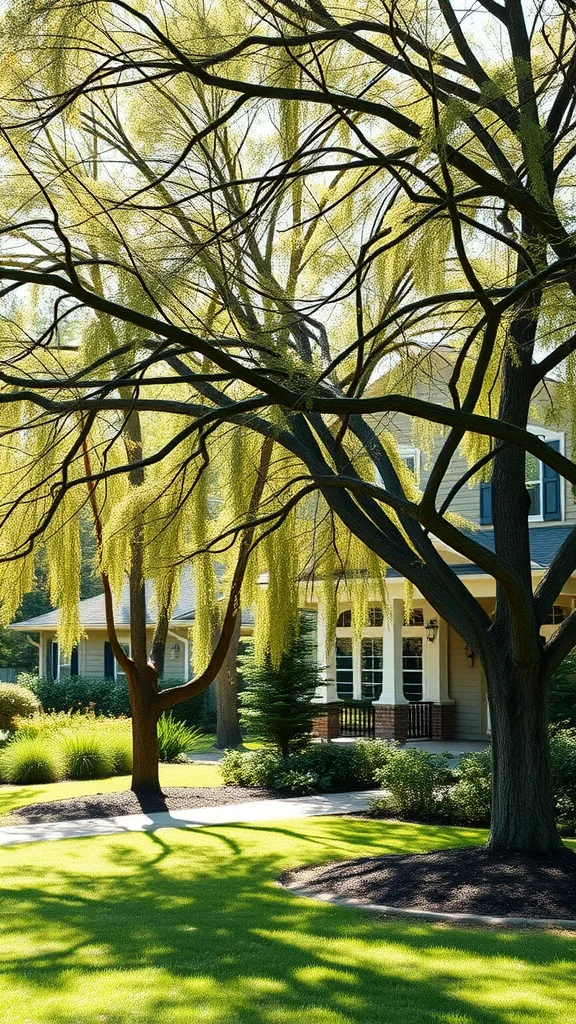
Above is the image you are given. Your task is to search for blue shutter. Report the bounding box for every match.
[479,481,493,524]
[104,641,115,679]
[543,439,561,521]
[70,645,79,676]
[51,641,59,680]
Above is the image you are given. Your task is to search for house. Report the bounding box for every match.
[12,371,575,745]
[11,572,254,685]
[305,365,574,744]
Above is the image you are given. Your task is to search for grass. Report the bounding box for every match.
[192,733,267,753]
[0,762,223,817]
[0,817,574,1023]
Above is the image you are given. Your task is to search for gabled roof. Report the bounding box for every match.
[12,566,255,631]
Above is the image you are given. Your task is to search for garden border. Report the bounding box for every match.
[278,880,576,930]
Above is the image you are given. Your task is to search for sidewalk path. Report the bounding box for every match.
[0,789,383,847]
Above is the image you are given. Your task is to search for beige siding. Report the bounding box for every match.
[448,624,487,739]
[367,375,575,528]
[163,632,188,680]
[79,629,188,679]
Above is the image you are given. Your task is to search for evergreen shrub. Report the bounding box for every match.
[238,618,322,756]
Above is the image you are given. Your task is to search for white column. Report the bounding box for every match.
[315,605,338,702]
[374,598,406,704]
[423,603,452,703]
[352,641,362,700]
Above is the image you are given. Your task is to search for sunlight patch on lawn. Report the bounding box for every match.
[0,818,573,1023]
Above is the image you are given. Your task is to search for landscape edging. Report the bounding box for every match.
[278,880,576,930]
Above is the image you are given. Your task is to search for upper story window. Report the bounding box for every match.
[480,427,563,524]
[399,445,420,480]
[375,446,420,487]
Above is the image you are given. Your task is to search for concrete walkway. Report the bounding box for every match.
[0,789,384,848]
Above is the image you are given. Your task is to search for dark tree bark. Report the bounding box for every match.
[487,662,561,853]
[214,613,243,749]
[128,664,161,795]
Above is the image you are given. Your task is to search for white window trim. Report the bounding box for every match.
[51,640,60,681]
[398,444,420,482]
[526,425,564,523]
[374,446,421,487]
[335,614,386,700]
[401,622,427,702]
[114,641,131,680]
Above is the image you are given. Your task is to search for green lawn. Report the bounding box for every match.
[0,817,574,1023]
[0,762,223,817]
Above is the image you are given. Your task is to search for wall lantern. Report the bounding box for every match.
[464,643,475,668]
[425,619,439,642]
[168,643,181,662]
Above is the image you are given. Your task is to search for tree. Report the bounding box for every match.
[214,614,243,750]
[0,0,575,851]
[239,616,322,757]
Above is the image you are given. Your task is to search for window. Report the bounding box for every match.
[50,641,78,679]
[367,605,383,626]
[375,447,420,486]
[402,637,423,701]
[543,605,567,625]
[406,608,424,626]
[399,445,419,480]
[336,609,351,628]
[115,643,130,680]
[335,637,353,699]
[361,637,383,700]
[336,605,383,628]
[479,427,563,524]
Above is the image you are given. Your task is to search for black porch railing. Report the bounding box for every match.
[339,701,376,739]
[407,701,433,740]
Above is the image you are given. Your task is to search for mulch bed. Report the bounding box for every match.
[6,786,279,824]
[282,845,576,920]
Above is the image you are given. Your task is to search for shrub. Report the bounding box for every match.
[16,672,40,694]
[221,748,281,788]
[36,675,131,717]
[0,683,40,731]
[374,748,453,819]
[238,616,323,756]
[550,728,576,827]
[549,652,576,727]
[221,739,395,794]
[59,731,115,780]
[0,735,63,784]
[449,748,492,826]
[108,732,133,775]
[35,674,207,727]
[157,713,201,763]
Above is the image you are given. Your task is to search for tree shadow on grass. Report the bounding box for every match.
[0,817,573,1024]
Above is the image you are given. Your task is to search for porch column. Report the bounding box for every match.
[423,604,455,740]
[373,599,408,742]
[314,604,338,703]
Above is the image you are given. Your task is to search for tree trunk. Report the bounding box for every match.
[215,614,242,749]
[487,664,562,854]
[128,668,161,795]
